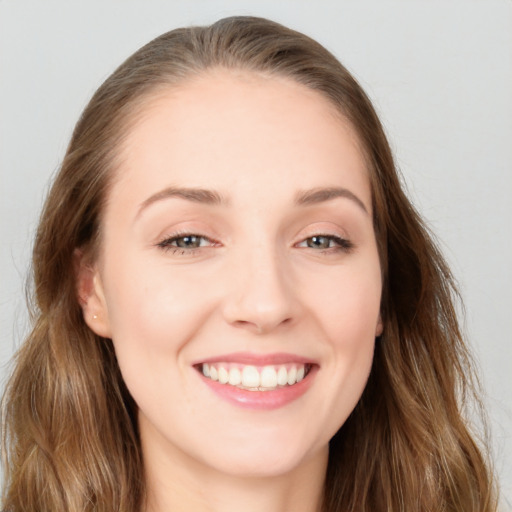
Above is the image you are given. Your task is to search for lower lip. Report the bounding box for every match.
[198,367,317,410]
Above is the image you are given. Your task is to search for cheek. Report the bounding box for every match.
[330,277,380,377]
[101,266,215,422]
[105,258,210,338]
[101,258,216,389]
[301,261,380,415]
[308,260,382,339]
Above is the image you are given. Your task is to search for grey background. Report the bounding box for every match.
[1,0,511,507]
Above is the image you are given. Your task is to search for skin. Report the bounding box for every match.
[80,70,383,512]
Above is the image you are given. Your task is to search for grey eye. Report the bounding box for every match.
[158,234,210,251]
[174,235,204,248]
[306,236,332,249]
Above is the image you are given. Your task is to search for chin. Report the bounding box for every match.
[197,433,327,479]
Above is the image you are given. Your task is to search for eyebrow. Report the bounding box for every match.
[294,187,369,214]
[137,186,227,218]
[136,185,368,217]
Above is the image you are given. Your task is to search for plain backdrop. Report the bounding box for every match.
[1,0,511,507]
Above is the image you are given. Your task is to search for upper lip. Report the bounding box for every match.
[193,351,318,366]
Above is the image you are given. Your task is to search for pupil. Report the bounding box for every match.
[309,236,328,249]
[178,236,199,248]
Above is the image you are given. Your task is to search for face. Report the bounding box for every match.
[83,71,383,479]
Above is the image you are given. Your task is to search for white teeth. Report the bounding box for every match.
[218,367,229,384]
[242,365,260,388]
[287,366,297,385]
[277,366,288,386]
[200,362,310,390]
[228,367,242,386]
[260,366,277,388]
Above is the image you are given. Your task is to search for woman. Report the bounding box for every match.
[1,16,497,512]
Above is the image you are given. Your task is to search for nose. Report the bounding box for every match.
[222,246,299,335]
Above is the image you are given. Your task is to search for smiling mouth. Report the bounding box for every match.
[195,362,313,391]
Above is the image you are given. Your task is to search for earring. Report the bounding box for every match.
[93,314,98,319]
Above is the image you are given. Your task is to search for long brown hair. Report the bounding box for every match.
[1,16,497,511]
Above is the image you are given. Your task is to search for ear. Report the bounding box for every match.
[74,249,112,338]
[375,313,384,337]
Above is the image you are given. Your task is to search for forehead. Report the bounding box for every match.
[112,70,371,210]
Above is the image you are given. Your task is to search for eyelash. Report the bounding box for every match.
[156,232,217,255]
[156,232,354,255]
[296,234,354,253]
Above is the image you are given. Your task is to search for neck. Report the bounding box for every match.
[142,430,327,512]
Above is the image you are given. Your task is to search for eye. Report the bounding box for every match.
[156,233,215,252]
[297,235,353,252]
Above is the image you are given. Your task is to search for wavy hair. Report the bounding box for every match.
[1,16,497,511]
